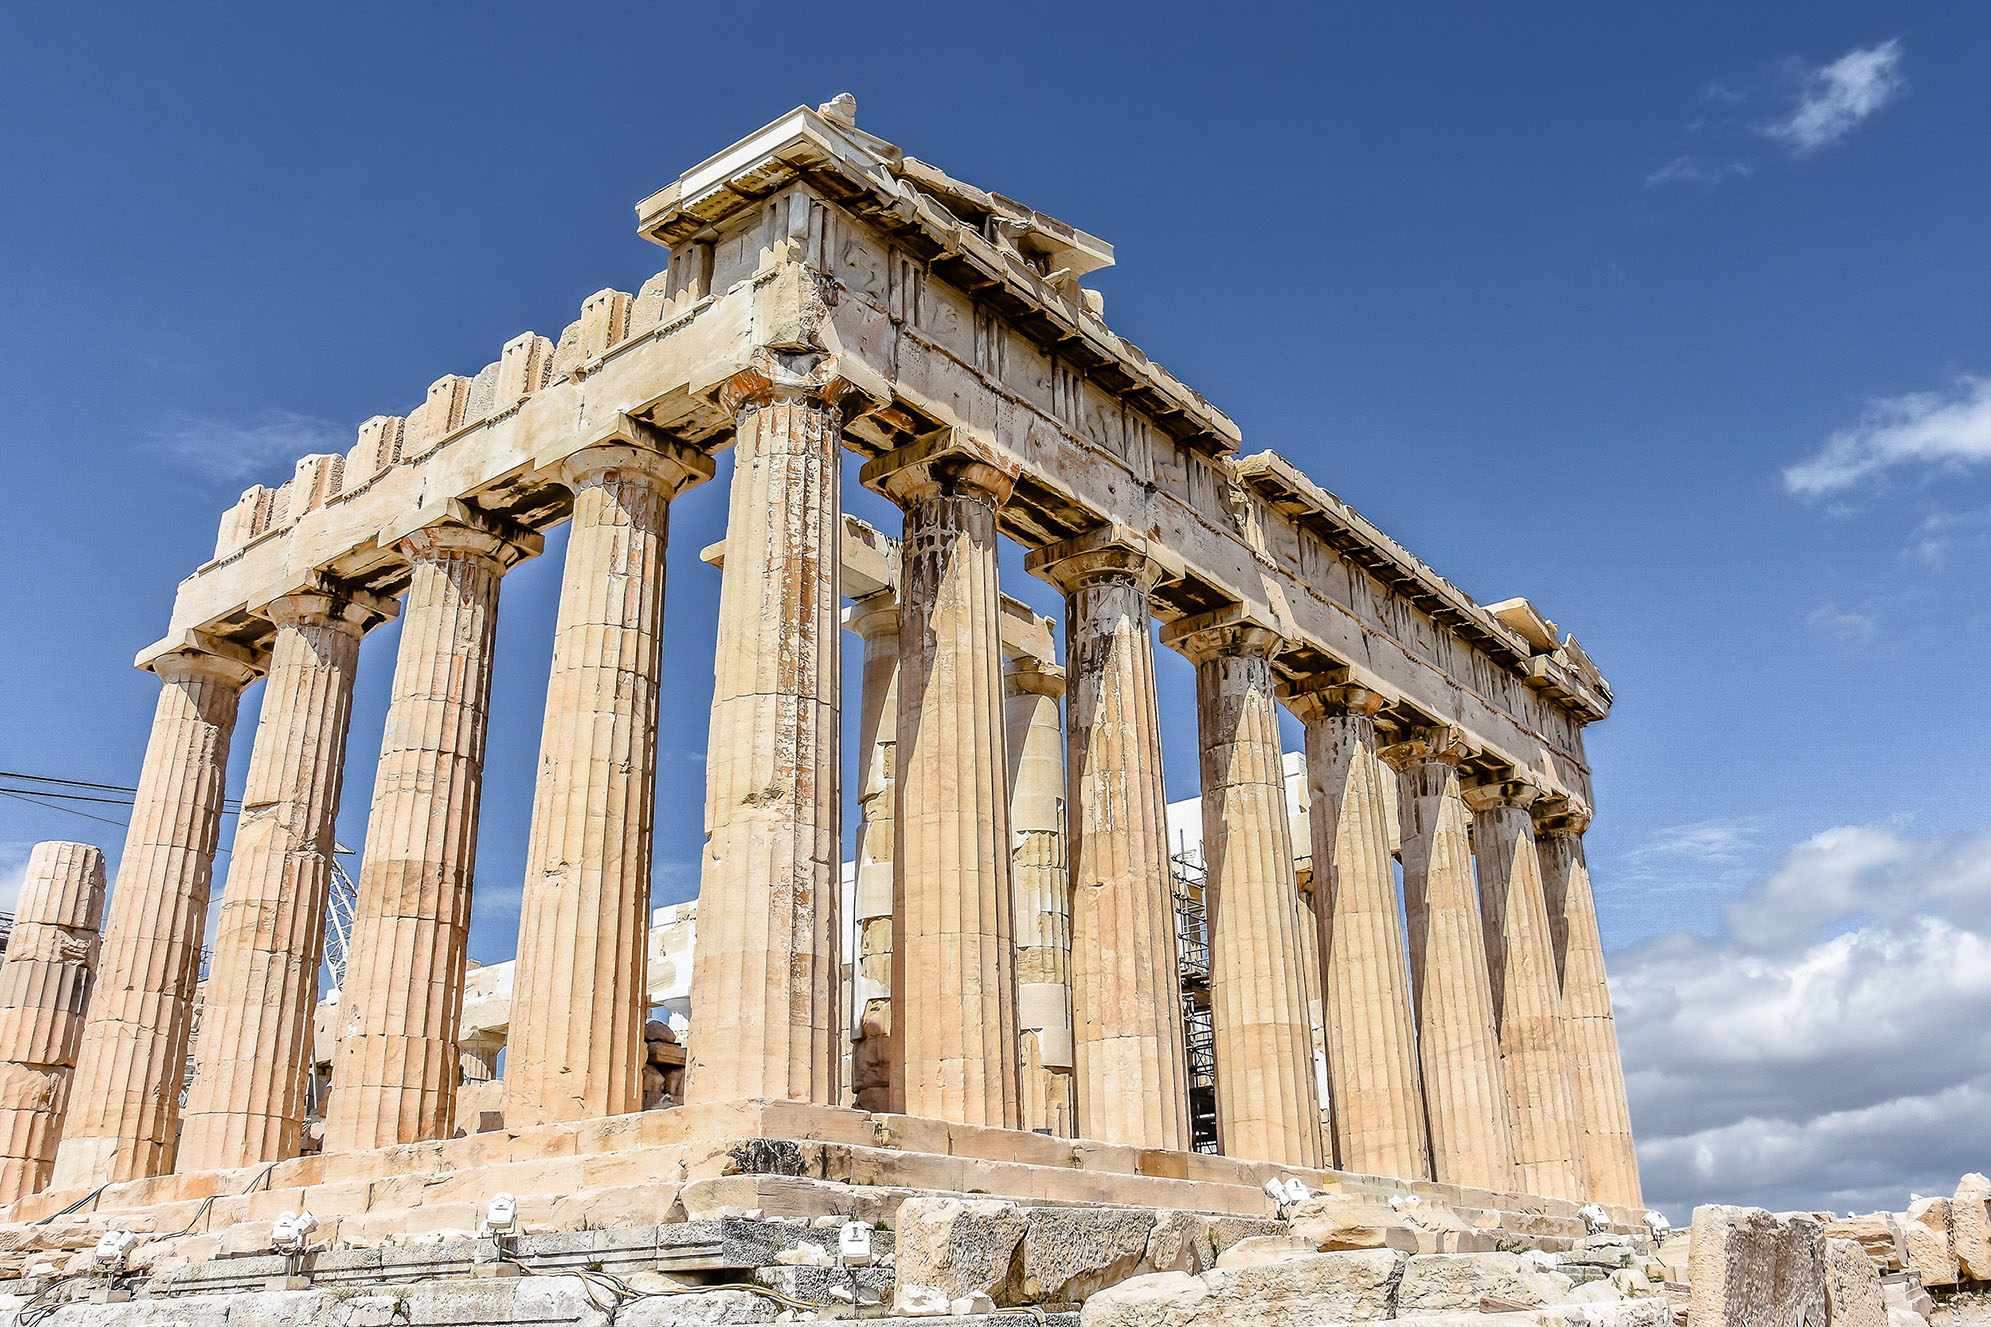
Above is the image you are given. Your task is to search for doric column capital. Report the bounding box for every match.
[1004,656,1066,700]
[1460,776,1542,815]
[716,350,875,419]
[1379,723,1472,770]
[557,417,714,498]
[1281,676,1389,725]
[843,592,902,645]
[1159,603,1283,664]
[1531,794,1593,837]
[138,631,263,689]
[1024,524,1184,595]
[393,502,544,572]
[261,578,399,637]
[861,429,1017,509]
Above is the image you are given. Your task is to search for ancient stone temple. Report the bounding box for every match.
[0,98,1660,1322]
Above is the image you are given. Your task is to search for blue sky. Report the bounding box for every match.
[3,4,1988,1216]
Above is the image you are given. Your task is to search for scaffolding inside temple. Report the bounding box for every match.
[1171,846,1219,1154]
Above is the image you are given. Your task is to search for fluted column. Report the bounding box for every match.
[1384,728,1514,1192]
[1285,679,1430,1181]
[862,433,1021,1128]
[1028,528,1189,1150]
[52,641,256,1188]
[504,433,711,1126]
[0,843,106,1203]
[1163,610,1321,1168]
[845,594,900,1113]
[1534,798,1642,1206]
[323,511,540,1152]
[684,368,851,1109]
[1003,658,1076,1138]
[1462,778,1583,1199]
[179,583,394,1171]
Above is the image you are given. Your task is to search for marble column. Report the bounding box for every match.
[323,511,539,1152]
[1463,778,1583,1200]
[504,434,711,1126]
[686,368,853,1109]
[179,583,394,1172]
[1164,610,1322,1168]
[1534,798,1642,1207]
[862,433,1021,1128]
[1028,529,1189,1151]
[1384,727,1514,1193]
[1286,680,1431,1181]
[1004,657,1076,1138]
[52,640,257,1188]
[0,842,106,1203]
[845,593,900,1113]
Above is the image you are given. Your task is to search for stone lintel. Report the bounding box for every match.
[1531,795,1594,837]
[1024,523,1187,595]
[1005,656,1065,698]
[861,429,1019,509]
[1460,778,1543,814]
[1280,675,1389,723]
[1158,602,1286,663]
[1381,724,1474,769]
[132,630,265,683]
[258,576,400,635]
[391,500,544,570]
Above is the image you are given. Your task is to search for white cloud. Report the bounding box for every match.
[1785,377,1991,496]
[1762,40,1908,155]
[1627,817,1764,868]
[1615,823,1991,1220]
[1648,41,1904,188]
[1644,156,1754,189]
[1804,604,1878,646]
[145,409,349,482]
[1907,506,1991,568]
[1611,818,1768,900]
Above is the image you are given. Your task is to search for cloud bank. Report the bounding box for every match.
[1615,823,1991,1220]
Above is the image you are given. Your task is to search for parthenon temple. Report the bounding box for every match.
[0,98,1664,1318]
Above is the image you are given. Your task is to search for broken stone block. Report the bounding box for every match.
[1881,1270,1934,1318]
[1285,1194,1419,1253]
[1007,1206,1154,1304]
[895,1282,952,1316]
[1078,1249,1404,1327]
[1212,1235,1318,1268]
[1143,1211,1217,1275]
[1824,1214,1908,1271]
[1395,1251,1579,1314]
[1955,1173,1991,1280]
[893,1197,1027,1300]
[1902,1197,1957,1288]
[1686,1205,1827,1327]
[1826,1237,1888,1327]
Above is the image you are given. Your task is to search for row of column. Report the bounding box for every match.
[35,374,1637,1212]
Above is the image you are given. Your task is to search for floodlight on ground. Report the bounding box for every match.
[270,1210,317,1255]
[481,1192,520,1239]
[838,1219,874,1267]
[91,1230,139,1274]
